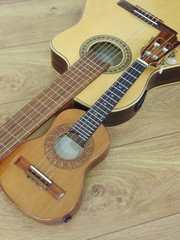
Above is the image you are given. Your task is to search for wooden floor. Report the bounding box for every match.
[0,0,180,239]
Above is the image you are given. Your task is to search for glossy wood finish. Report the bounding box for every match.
[0,0,180,239]
[51,0,180,125]
[0,109,110,222]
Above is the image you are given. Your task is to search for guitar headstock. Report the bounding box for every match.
[141,32,180,66]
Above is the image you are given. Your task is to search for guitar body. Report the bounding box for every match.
[51,0,180,126]
[0,109,109,222]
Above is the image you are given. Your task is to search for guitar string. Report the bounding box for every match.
[0,9,151,157]
[0,42,122,155]
[1,4,169,178]
[0,3,162,152]
[3,4,174,199]
[32,7,165,176]
[36,28,170,178]
[0,1,163,151]
[43,22,177,180]
[16,6,179,210]
[36,45,126,170]
[0,49,108,141]
[35,6,166,176]
[1,24,141,149]
[39,59,147,178]
[0,42,117,151]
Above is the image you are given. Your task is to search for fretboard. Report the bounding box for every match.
[70,59,147,146]
[0,51,109,160]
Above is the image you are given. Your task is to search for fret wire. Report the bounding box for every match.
[0,53,109,157]
[5,51,104,130]
[78,115,100,131]
[20,110,40,127]
[8,54,104,129]
[113,85,126,94]
[85,109,104,123]
[1,109,41,141]
[1,51,108,148]
[72,121,93,137]
[71,60,147,143]
[131,66,141,74]
[125,71,138,79]
[101,98,115,108]
[93,102,112,116]
[2,126,21,143]
[128,67,140,76]
[10,118,31,134]
[28,104,49,120]
[72,60,104,74]
[121,76,133,85]
[0,142,11,151]
[1,45,114,153]
[42,89,65,105]
[108,87,123,98]
[1,75,89,148]
[114,81,128,90]
[35,98,57,114]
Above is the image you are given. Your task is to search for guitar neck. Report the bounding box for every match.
[0,51,109,160]
[70,58,148,145]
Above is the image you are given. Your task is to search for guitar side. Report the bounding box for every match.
[0,109,110,222]
[51,0,180,126]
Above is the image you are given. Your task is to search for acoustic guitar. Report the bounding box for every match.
[51,0,180,126]
[1,32,179,223]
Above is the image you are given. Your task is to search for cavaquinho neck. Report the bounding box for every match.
[70,58,148,146]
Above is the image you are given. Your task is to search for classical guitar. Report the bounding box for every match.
[51,0,180,126]
[1,32,179,223]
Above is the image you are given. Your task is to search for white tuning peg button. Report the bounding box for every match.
[166,58,177,65]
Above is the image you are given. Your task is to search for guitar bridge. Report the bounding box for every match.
[15,157,65,201]
[118,0,177,34]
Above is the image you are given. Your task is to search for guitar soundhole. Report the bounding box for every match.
[44,124,94,169]
[54,134,84,160]
[90,42,123,67]
[80,35,132,73]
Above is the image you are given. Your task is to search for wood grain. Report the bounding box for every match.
[0,0,180,239]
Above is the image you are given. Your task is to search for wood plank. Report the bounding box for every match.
[93,213,180,240]
[0,0,86,48]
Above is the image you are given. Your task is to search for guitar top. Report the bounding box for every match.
[51,0,180,125]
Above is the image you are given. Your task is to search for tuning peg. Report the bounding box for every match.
[154,42,160,47]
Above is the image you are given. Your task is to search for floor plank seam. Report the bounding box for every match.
[110,130,180,149]
[86,211,180,240]
[0,40,51,51]
[0,0,33,6]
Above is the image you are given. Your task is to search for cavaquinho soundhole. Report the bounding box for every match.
[80,35,132,74]
[44,124,94,170]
